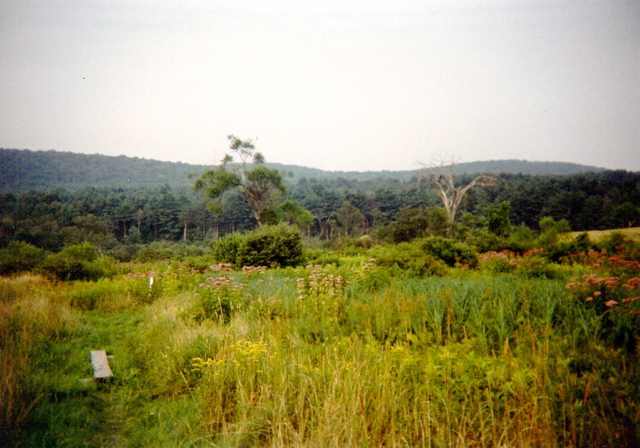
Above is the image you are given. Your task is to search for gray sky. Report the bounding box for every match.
[1,0,639,172]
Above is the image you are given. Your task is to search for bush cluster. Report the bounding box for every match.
[421,236,478,267]
[40,243,111,281]
[0,241,46,275]
[370,242,448,277]
[211,225,304,268]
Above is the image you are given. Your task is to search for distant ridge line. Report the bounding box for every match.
[0,148,609,192]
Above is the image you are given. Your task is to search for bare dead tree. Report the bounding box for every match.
[421,159,496,228]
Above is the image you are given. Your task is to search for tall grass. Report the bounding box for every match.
[0,274,73,446]
[5,254,639,446]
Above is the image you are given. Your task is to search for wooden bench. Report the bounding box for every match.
[90,350,113,380]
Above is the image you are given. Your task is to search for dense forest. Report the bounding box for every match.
[0,149,638,260]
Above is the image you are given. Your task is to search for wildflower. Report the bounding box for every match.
[623,278,640,289]
[593,291,602,297]
[585,297,593,302]
[603,277,619,288]
[605,300,618,308]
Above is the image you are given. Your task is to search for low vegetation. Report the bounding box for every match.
[2,226,640,447]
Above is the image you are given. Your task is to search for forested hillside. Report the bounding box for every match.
[1,148,605,191]
[1,170,639,254]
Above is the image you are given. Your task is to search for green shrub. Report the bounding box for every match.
[536,217,571,248]
[477,250,516,274]
[40,243,109,281]
[503,224,536,252]
[107,244,141,262]
[134,241,206,262]
[355,235,373,249]
[0,241,46,275]
[515,254,564,279]
[304,249,341,267]
[389,207,428,243]
[211,233,246,265]
[597,231,628,253]
[371,242,448,277]
[421,236,478,267]
[237,225,304,268]
[548,232,594,261]
[133,243,174,262]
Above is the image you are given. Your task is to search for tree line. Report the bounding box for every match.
[1,167,638,254]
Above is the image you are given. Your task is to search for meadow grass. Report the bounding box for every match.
[2,254,639,446]
[566,226,640,243]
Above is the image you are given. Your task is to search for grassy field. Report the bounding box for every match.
[2,244,640,447]
[567,226,640,242]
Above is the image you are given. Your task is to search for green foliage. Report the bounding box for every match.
[107,243,141,262]
[134,241,205,262]
[565,249,640,354]
[279,199,313,231]
[40,242,110,281]
[61,214,117,251]
[303,248,342,267]
[0,241,46,275]
[546,232,594,261]
[194,273,244,323]
[484,201,513,237]
[211,233,246,265]
[370,242,448,278]
[597,230,628,253]
[612,201,640,228]
[477,250,517,274]
[194,135,286,227]
[537,216,571,247]
[237,225,304,268]
[336,201,366,237]
[389,207,428,243]
[295,266,346,342]
[355,235,373,249]
[69,276,152,311]
[424,206,450,237]
[499,223,537,252]
[421,236,478,267]
[515,254,565,279]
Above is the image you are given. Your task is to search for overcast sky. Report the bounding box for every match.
[1,0,639,172]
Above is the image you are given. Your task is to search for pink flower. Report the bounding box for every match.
[605,300,618,308]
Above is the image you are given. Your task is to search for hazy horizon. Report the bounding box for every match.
[1,1,639,172]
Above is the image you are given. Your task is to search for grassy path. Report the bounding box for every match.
[21,311,145,447]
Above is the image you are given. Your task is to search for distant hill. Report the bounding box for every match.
[0,148,607,192]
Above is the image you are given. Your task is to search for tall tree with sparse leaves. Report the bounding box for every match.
[194,135,286,227]
[421,159,496,229]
